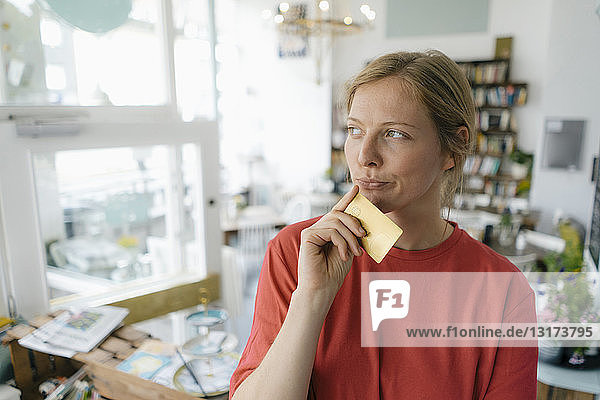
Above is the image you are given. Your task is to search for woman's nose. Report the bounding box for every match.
[357,134,382,167]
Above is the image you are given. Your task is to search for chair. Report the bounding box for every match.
[237,219,279,285]
[220,246,244,319]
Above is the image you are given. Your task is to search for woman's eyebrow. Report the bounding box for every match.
[347,117,417,129]
[381,121,418,128]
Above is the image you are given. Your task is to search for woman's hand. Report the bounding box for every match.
[297,185,365,302]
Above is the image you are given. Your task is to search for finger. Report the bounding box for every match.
[308,228,350,261]
[323,219,362,257]
[303,227,348,253]
[331,185,359,212]
[328,229,350,261]
[330,210,366,238]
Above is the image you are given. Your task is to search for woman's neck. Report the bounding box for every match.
[387,212,453,251]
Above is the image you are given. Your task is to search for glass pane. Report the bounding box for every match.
[172,0,215,121]
[174,37,214,121]
[32,144,205,300]
[0,0,166,105]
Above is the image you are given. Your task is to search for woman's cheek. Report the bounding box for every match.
[344,142,358,170]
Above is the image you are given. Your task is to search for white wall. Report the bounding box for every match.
[332,0,552,157]
[529,0,600,233]
[332,0,600,231]
[221,0,331,194]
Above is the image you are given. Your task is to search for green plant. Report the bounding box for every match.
[509,148,533,166]
[537,219,597,366]
[499,208,512,227]
[541,220,584,273]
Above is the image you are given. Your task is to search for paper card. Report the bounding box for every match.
[344,193,403,263]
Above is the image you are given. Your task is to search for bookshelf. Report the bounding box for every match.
[457,58,529,208]
[329,56,530,204]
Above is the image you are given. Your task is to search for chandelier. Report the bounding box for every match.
[264,1,376,83]
[271,1,376,36]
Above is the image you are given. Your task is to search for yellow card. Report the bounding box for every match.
[343,193,403,263]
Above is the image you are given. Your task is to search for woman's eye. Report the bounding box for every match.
[386,129,406,138]
[347,127,361,136]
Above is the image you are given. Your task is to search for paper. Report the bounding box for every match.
[117,351,172,380]
[19,306,129,354]
[344,193,403,263]
[18,333,76,358]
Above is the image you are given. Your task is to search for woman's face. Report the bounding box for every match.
[344,76,453,215]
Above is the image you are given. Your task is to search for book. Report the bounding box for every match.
[19,306,129,354]
[495,37,513,60]
[116,339,175,380]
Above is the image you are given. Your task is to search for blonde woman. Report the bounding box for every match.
[229,50,537,399]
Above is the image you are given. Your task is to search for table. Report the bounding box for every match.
[538,361,600,399]
[221,206,287,246]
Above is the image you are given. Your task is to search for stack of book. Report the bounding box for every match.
[472,85,527,107]
[477,134,514,155]
[458,62,509,84]
[463,155,502,176]
[18,306,129,358]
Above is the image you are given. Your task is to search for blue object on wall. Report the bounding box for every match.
[386,0,488,37]
[43,0,132,34]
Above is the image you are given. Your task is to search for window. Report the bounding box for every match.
[0,0,173,106]
[0,119,221,318]
[0,0,221,319]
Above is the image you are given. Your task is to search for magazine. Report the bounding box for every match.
[19,306,129,354]
[116,340,175,380]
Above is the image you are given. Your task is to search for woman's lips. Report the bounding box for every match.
[356,178,389,189]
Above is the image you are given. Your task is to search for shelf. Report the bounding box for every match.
[476,103,526,109]
[470,82,527,88]
[477,104,512,109]
[456,58,510,64]
[465,173,523,181]
[463,188,485,194]
[480,130,517,135]
[477,152,506,158]
[459,192,517,200]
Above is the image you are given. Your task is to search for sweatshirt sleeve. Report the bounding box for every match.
[228,237,298,398]
[483,292,538,399]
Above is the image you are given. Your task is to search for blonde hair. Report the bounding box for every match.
[343,50,476,208]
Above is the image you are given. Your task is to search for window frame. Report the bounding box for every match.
[0,0,222,320]
[0,115,221,319]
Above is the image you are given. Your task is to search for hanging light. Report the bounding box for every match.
[273,0,376,37]
[319,1,330,11]
[272,1,376,84]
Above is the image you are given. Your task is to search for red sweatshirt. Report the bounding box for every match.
[230,218,538,399]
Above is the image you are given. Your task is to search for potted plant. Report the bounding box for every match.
[537,219,600,368]
[509,148,533,181]
[537,272,599,368]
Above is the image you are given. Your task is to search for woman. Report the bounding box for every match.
[229,50,537,399]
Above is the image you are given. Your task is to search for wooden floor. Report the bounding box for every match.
[538,381,595,400]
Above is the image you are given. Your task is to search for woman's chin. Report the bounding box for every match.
[359,192,389,212]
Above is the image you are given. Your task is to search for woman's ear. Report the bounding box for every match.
[443,155,455,171]
[457,126,469,144]
[442,127,469,171]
